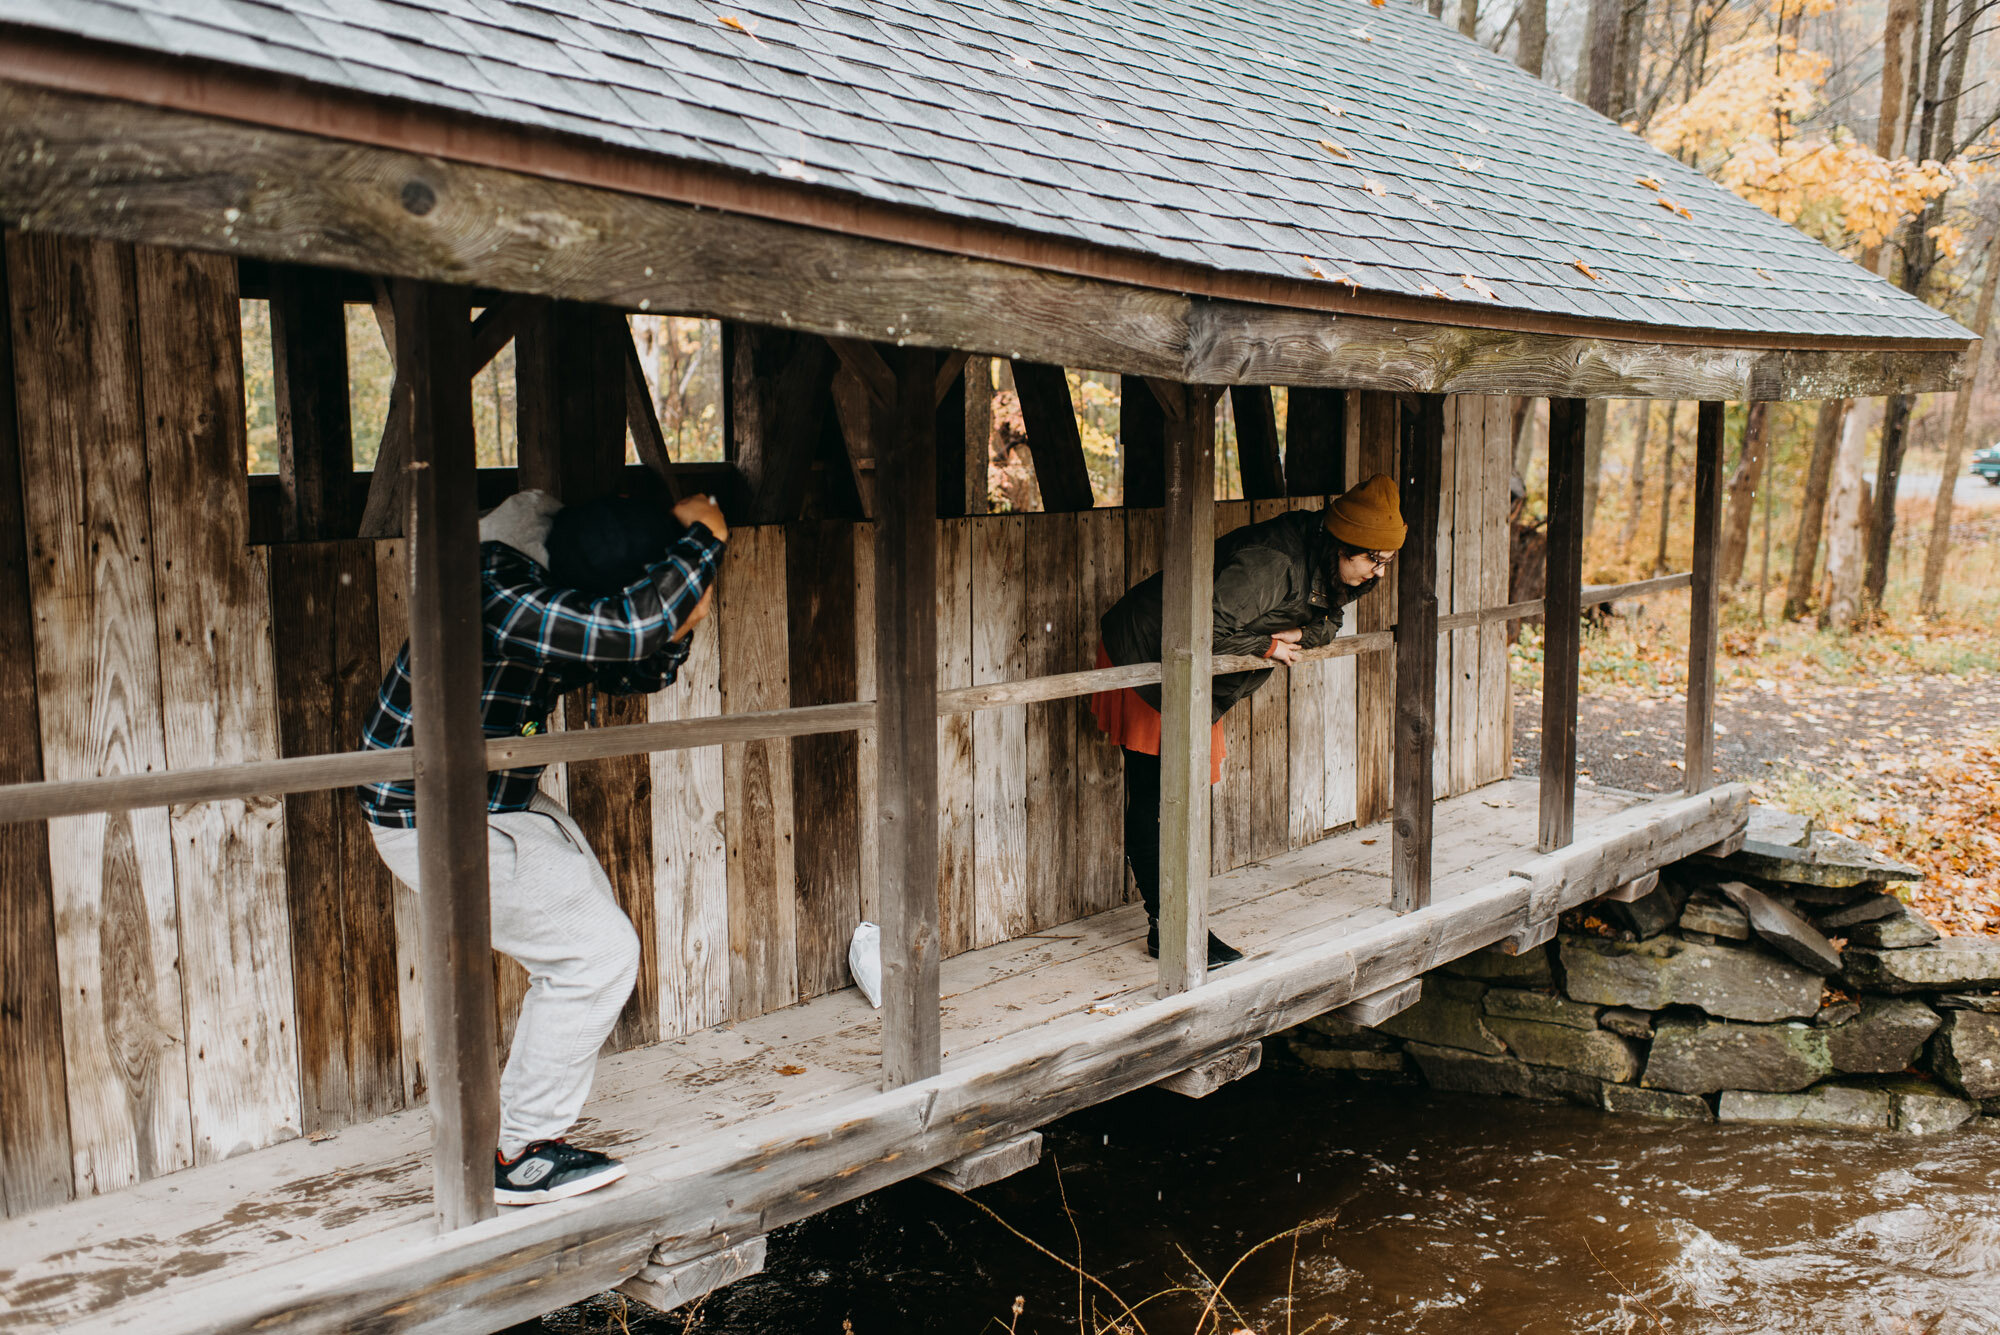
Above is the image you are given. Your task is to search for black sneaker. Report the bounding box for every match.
[494,1139,628,1206]
[1144,919,1244,967]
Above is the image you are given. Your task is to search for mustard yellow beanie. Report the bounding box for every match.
[1323,473,1407,551]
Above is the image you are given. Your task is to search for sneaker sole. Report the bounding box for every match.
[494,1161,628,1207]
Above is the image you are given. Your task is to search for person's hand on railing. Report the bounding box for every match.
[673,493,729,543]
[1266,627,1303,666]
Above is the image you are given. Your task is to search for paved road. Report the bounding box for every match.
[1901,470,2000,509]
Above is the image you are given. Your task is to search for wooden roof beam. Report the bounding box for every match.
[0,81,1968,403]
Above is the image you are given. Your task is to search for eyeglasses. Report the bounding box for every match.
[1362,551,1396,569]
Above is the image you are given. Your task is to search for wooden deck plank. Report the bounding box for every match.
[0,780,1743,1335]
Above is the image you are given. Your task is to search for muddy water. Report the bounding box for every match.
[546,1065,2000,1334]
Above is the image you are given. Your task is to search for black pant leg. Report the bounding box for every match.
[1121,747,1162,920]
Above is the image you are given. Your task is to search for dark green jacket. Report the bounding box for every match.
[1101,510,1378,723]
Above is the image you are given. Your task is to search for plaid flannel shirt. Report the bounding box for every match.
[357,522,724,827]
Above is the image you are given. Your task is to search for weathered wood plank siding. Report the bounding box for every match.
[0,237,1530,1214]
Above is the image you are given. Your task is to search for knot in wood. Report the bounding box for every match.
[399,181,437,216]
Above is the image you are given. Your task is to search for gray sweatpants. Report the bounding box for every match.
[370,794,640,1157]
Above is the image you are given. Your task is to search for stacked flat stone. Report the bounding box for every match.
[1281,803,2000,1135]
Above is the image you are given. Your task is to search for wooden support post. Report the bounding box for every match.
[1151,378,1217,993]
[619,1237,768,1315]
[397,278,500,1230]
[1154,1042,1260,1098]
[1687,400,1724,796]
[1539,397,1588,852]
[1009,360,1096,511]
[958,355,992,515]
[1285,386,1345,496]
[1120,373,1165,508]
[1391,394,1443,912]
[516,300,627,503]
[622,329,682,499]
[877,344,941,1087]
[1228,386,1286,498]
[1353,390,1397,827]
[269,264,356,540]
[1333,978,1421,1026]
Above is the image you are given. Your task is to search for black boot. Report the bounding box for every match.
[1145,918,1244,967]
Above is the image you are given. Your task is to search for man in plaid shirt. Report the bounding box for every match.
[359,488,727,1206]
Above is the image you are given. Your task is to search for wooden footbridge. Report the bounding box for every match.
[0,0,1966,1329]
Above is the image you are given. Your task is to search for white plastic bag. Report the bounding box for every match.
[849,921,883,1009]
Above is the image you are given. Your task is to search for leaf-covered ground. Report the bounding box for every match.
[1512,608,2000,937]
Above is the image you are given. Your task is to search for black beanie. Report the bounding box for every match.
[545,496,686,595]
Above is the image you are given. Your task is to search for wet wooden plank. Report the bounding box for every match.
[1076,508,1128,913]
[785,520,862,1002]
[971,515,1028,946]
[269,542,403,1135]
[651,585,728,1041]
[10,232,193,1196]
[1024,511,1080,924]
[718,525,798,1019]
[1248,499,1292,861]
[0,237,70,1216]
[934,520,976,955]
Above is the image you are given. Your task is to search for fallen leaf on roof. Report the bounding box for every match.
[1419,280,1456,301]
[1010,52,1035,68]
[1452,152,1487,172]
[775,1064,807,1076]
[1414,192,1441,211]
[1455,61,1472,74]
[776,159,819,183]
[1662,282,1692,300]
[1635,174,1662,190]
[1656,195,1693,219]
[1302,255,1329,279]
[1346,25,1375,40]
[1323,101,1348,117]
[1473,79,1490,91]
[1359,177,1389,197]
[1638,219,1664,238]
[1095,120,1118,134]
[1570,257,1604,281]
[716,12,761,39]
[1461,273,1497,299]
[1755,266,1776,282]
[1370,0,1388,6]
[1470,119,1492,135]
[1317,137,1352,159]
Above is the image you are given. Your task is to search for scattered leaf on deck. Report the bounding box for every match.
[1360,838,1378,845]
[1570,257,1604,281]
[1461,273,1497,299]
[1317,137,1353,159]
[776,1064,807,1076]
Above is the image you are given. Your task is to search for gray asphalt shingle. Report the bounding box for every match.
[10,0,1967,344]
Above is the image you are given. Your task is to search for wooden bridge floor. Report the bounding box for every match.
[0,777,1744,1335]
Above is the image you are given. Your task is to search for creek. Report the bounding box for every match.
[543,1063,2000,1334]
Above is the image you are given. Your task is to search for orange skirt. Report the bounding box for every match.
[1088,644,1226,784]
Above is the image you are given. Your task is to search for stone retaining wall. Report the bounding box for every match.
[1282,806,2000,1134]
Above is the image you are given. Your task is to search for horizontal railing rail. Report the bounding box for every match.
[0,574,1693,825]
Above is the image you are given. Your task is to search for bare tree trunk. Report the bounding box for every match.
[1619,400,1653,554]
[1613,0,1649,120]
[1921,242,2000,615]
[1513,397,1539,481]
[1823,406,1870,630]
[1459,0,1479,38]
[1580,0,1621,111]
[1783,398,1848,620]
[1653,401,1680,574]
[1718,402,1771,585]
[1516,0,1548,76]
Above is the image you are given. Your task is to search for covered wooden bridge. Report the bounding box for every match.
[0,0,1971,1329]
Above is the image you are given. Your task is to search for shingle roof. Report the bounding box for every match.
[5,0,1970,345]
